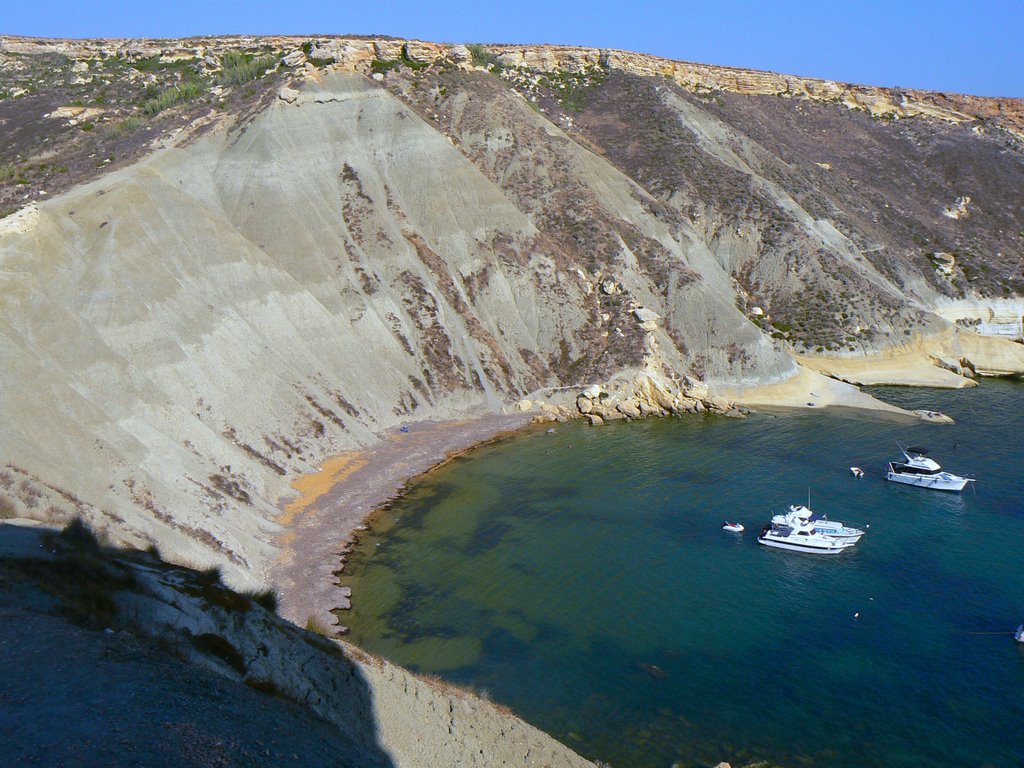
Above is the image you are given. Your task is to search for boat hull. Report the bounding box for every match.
[885,471,969,492]
[757,535,848,554]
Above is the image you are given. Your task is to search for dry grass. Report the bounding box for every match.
[100,115,144,139]
[0,494,17,519]
[304,615,331,636]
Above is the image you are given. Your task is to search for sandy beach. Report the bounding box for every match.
[271,412,534,631]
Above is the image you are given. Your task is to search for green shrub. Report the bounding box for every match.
[217,52,279,86]
[370,59,402,76]
[466,44,499,69]
[0,163,18,184]
[140,81,202,116]
[130,56,166,72]
[401,48,430,71]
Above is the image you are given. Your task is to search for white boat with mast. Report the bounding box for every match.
[885,442,974,492]
[758,515,854,554]
[758,494,862,554]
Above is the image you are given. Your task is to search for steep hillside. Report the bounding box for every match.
[1,34,1023,583]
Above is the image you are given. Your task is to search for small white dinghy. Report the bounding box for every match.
[722,522,745,532]
[1015,624,1024,643]
[850,467,864,478]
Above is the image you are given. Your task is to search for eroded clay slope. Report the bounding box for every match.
[0,71,793,579]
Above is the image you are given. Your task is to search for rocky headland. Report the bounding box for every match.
[2,33,1023,766]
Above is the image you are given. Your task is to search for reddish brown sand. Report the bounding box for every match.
[272,413,534,631]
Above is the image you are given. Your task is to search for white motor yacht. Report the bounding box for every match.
[885,443,974,492]
[758,513,857,554]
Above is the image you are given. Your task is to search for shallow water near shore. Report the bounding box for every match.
[344,380,1024,768]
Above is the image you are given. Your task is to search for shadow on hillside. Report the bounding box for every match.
[0,520,397,768]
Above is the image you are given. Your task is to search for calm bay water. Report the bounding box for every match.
[344,381,1024,768]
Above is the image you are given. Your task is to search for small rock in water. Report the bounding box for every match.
[638,662,668,679]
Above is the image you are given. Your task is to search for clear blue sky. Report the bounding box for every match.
[5,1,1022,97]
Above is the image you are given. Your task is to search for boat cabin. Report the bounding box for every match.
[891,446,942,475]
[889,459,941,476]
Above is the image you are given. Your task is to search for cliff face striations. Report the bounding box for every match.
[1,35,1023,579]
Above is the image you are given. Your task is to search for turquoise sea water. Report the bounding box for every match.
[344,381,1024,768]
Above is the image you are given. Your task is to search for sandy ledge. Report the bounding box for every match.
[271,412,533,631]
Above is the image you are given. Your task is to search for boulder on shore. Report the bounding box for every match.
[616,400,642,419]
